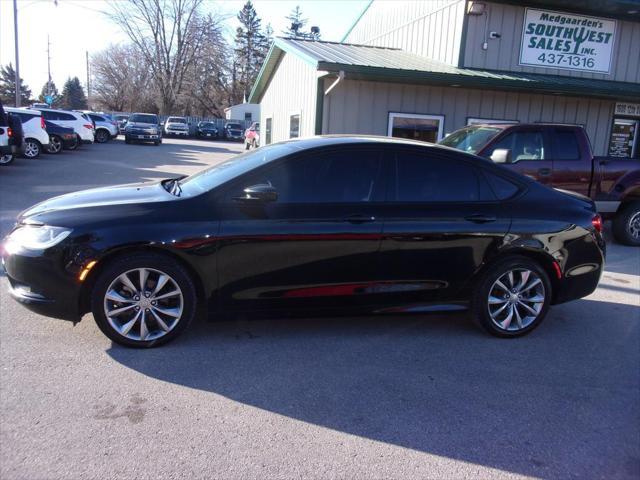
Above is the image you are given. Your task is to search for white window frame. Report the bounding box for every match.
[387,112,445,141]
[467,117,518,125]
[289,111,301,139]
[264,115,273,146]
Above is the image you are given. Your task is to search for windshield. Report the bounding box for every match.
[116,115,128,121]
[129,114,158,124]
[178,142,298,196]
[439,126,502,154]
[200,122,215,128]
[226,123,241,130]
[168,117,187,123]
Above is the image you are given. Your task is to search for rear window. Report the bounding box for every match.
[552,130,580,160]
[483,171,520,200]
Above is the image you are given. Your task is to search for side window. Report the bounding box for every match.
[482,171,520,200]
[490,131,546,162]
[552,130,580,160]
[90,114,103,123]
[16,112,36,123]
[58,112,76,121]
[393,152,484,202]
[229,150,382,203]
[289,114,300,139]
[41,110,57,120]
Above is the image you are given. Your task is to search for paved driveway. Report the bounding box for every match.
[0,138,638,479]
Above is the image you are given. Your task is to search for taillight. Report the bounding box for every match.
[41,117,46,129]
[84,124,93,130]
[592,214,603,233]
[7,127,12,138]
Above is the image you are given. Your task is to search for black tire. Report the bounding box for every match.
[47,135,63,154]
[245,141,250,150]
[613,201,640,246]
[0,154,14,166]
[125,136,131,144]
[22,139,41,158]
[95,129,110,143]
[471,255,552,337]
[91,253,198,348]
[251,139,257,149]
[66,135,79,150]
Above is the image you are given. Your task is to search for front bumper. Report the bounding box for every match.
[2,247,83,322]
[166,130,189,136]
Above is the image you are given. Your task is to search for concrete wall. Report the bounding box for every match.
[259,53,318,145]
[463,2,640,82]
[343,0,466,65]
[321,78,615,155]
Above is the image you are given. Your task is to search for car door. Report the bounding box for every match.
[547,127,591,197]
[376,147,512,307]
[215,146,386,312]
[483,128,553,186]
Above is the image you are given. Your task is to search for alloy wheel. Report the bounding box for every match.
[48,136,62,153]
[487,269,545,332]
[96,130,109,143]
[0,154,14,165]
[628,212,640,240]
[23,141,40,158]
[103,268,184,342]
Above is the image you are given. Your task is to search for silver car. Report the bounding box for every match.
[82,112,118,143]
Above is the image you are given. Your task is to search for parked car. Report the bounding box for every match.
[124,113,162,145]
[1,136,605,348]
[440,123,640,246]
[5,107,50,159]
[78,111,118,143]
[32,107,94,145]
[164,116,189,137]
[44,121,78,154]
[224,122,244,141]
[244,122,259,149]
[115,114,129,134]
[196,121,219,139]
[0,101,24,166]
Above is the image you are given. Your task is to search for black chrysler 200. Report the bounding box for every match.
[2,136,605,347]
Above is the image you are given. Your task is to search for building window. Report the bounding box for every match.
[388,113,444,143]
[245,112,252,122]
[467,118,518,126]
[265,117,272,145]
[290,114,300,139]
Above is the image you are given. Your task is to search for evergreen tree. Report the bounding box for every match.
[282,5,307,38]
[233,1,268,103]
[0,63,32,106]
[60,77,88,110]
[38,80,61,107]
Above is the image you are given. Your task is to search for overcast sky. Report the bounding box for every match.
[0,0,369,97]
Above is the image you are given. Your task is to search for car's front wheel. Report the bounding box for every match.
[472,256,552,337]
[22,139,41,158]
[613,201,640,246]
[0,153,14,166]
[91,253,197,348]
[95,129,110,143]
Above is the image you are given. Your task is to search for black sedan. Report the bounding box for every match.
[1,136,605,348]
[196,121,219,139]
[44,121,78,154]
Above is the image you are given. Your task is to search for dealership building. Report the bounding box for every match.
[249,0,640,158]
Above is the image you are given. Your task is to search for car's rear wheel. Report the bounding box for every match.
[0,154,14,166]
[47,135,63,154]
[472,256,551,337]
[66,135,79,150]
[91,254,197,348]
[22,139,41,158]
[95,129,110,143]
[125,136,131,144]
[613,201,640,246]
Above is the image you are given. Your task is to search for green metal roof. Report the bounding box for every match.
[248,38,640,103]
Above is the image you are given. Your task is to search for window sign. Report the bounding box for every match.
[615,103,640,117]
[519,8,616,74]
[608,119,638,158]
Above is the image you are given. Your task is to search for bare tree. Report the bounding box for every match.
[108,0,223,114]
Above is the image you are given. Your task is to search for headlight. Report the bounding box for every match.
[4,225,72,252]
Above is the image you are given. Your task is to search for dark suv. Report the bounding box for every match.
[124,113,162,146]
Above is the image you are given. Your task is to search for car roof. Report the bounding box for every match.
[5,107,41,115]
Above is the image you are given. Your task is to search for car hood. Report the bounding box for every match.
[19,182,173,223]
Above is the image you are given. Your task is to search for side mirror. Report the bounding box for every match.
[233,184,278,203]
[490,148,512,163]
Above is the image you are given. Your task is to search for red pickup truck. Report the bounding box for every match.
[440,123,640,246]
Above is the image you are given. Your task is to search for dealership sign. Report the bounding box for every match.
[519,8,616,74]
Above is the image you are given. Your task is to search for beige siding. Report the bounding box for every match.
[322,79,615,155]
[259,53,318,145]
[343,0,466,65]
[463,2,640,83]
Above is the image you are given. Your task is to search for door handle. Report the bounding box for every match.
[464,214,497,223]
[538,167,552,177]
[343,214,376,224]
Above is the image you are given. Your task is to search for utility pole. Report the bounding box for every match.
[13,0,20,107]
[86,51,90,107]
[47,36,52,96]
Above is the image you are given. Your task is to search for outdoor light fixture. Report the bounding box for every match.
[467,1,486,15]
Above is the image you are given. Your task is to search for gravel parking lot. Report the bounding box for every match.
[1,137,638,480]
